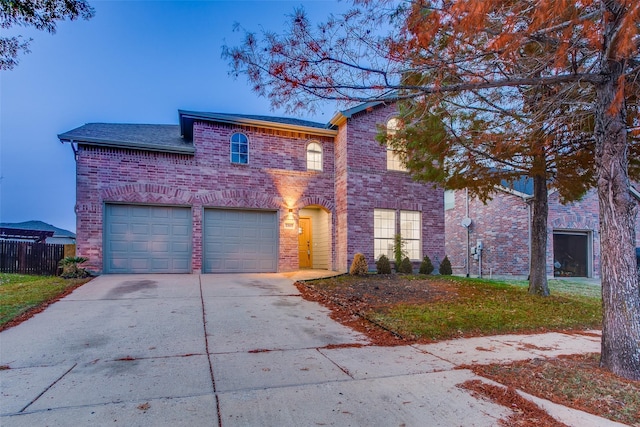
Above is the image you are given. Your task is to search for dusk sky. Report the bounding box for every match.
[1,0,346,233]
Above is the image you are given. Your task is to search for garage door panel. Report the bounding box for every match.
[204,209,277,273]
[104,204,192,273]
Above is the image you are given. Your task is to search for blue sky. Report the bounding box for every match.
[1,0,344,233]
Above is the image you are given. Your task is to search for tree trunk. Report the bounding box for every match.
[595,33,640,379]
[528,174,550,296]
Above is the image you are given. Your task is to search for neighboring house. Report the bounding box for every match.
[58,103,445,274]
[444,182,640,279]
[0,221,76,245]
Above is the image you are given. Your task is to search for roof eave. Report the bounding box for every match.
[58,136,195,155]
[179,110,338,138]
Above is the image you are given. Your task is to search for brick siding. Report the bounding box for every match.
[75,106,445,274]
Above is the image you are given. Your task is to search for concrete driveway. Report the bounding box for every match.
[0,273,614,426]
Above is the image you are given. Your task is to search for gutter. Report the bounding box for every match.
[58,136,195,155]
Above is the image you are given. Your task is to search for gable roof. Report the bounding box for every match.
[58,123,194,154]
[178,110,336,141]
[0,221,75,238]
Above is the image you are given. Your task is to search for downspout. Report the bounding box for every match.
[527,198,532,279]
[466,188,470,277]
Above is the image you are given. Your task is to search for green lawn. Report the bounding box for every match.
[359,276,601,341]
[0,274,91,329]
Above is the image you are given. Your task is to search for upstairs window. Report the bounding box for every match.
[230,132,248,164]
[386,118,407,171]
[307,142,323,171]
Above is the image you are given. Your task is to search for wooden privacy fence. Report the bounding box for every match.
[0,241,65,275]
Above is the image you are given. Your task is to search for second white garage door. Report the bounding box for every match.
[203,209,278,273]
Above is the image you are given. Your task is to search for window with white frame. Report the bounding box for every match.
[306,141,323,171]
[230,132,248,164]
[374,209,422,261]
[386,117,407,171]
[400,211,421,260]
[374,209,396,259]
[444,190,455,210]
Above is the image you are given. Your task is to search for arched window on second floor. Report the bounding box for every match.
[230,132,248,164]
[386,118,407,172]
[306,141,323,171]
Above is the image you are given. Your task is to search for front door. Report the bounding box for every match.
[298,217,312,268]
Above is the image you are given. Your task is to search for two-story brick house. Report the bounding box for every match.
[444,182,640,279]
[58,102,445,274]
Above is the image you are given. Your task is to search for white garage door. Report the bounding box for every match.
[104,204,192,273]
[203,209,278,273]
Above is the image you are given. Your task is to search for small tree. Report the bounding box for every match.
[349,253,368,275]
[399,257,413,274]
[376,254,392,274]
[439,256,452,276]
[419,255,434,275]
[59,256,89,278]
[393,234,407,272]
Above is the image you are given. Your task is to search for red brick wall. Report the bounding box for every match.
[341,104,445,270]
[76,108,446,274]
[76,121,335,273]
[445,187,639,278]
[445,189,530,277]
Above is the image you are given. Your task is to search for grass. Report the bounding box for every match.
[367,277,602,340]
[0,273,91,329]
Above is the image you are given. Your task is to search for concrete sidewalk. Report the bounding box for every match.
[0,273,622,426]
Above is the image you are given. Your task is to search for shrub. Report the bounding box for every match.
[59,256,90,278]
[393,234,407,272]
[399,256,413,274]
[376,254,392,274]
[439,255,453,275]
[419,255,434,275]
[349,253,369,275]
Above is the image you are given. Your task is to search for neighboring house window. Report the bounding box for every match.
[307,141,323,171]
[374,209,396,259]
[444,190,455,210]
[230,132,248,164]
[386,117,407,171]
[374,209,422,260]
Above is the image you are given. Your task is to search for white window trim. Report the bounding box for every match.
[230,132,249,165]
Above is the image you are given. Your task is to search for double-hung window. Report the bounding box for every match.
[386,118,407,171]
[374,209,421,260]
[230,132,248,164]
[307,142,322,171]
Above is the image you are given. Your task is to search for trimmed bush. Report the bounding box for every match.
[419,255,434,275]
[439,255,453,275]
[399,256,413,274]
[349,253,369,275]
[376,254,392,274]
